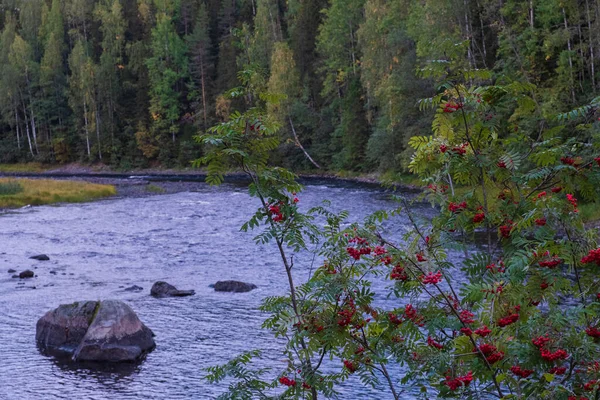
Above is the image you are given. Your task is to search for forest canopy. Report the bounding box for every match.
[0,0,598,173]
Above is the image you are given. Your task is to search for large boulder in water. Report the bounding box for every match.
[150,281,195,298]
[213,280,257,293]
[36,300,155,362]
[30,254,50,261]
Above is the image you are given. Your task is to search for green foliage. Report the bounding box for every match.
[0,180,23,196]
[202,54,600,399]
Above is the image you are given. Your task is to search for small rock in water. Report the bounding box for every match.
[19,270,34,279]
[150,281,195,298]
[213,280,257,293]
[7,269,16,273]
[124,285,144,292]
[12,275,19,279]
[30,254,50,261]
[49,271,57,275]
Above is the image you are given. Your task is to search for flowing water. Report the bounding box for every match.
[0,179,473,399]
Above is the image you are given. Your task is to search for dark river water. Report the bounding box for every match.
[0,180,471,399]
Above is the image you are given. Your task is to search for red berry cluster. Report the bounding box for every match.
[388,312,402,325]
[459,309,476,324]
[279,376,296,387]
[499,221,513,238]
[497,305,520,327]
[439,144,448,153]
[549,366,567,375]
[551,186,562,193]
[473,212,485,223]
[538,255,561,268]
[561,157,576,165]
[532,335,551,349]
[535,217,547,226]
[428,183,449,193]
[541,349,569,362]
[427,336,444,350]
[448,201,467,213]
[475,343,504,364]
[486,261,505,274]
[346,246,370,260]
[390,265,409,281]
[585,326,600,338]
[404,304,425,327]
[537,191,547,199]
[373,246,387,255]
[584,380,598,392]
[343,359,358,373]
[452,143,468,155]
[337,298,356,327]
[497,160,507,168]
[442,102,463,113]
[581,248,600,265]
[460,327,473,336]
[474,325,492,337]
[510,365,534,378]
[421,271,442,284]
[566,193,578,212]
[268,203,285,222]
[444,371,473,391]
[416,252,427,262]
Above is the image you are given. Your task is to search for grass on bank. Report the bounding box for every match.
[0,178,116,208]
[0,163,50,173]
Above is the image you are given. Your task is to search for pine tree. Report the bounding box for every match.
[94,0,126,158]
[146,0,189,161]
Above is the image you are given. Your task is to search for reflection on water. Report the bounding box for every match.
[0,181,467,399]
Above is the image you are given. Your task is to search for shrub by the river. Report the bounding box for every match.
[200,66,600,399]
[0,179,116,208]
[0,180,23,196]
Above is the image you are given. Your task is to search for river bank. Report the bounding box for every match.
[0,162,422,189]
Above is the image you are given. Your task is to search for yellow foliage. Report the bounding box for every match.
[0,178,115,208]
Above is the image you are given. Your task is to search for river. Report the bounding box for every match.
[0,178,470,399]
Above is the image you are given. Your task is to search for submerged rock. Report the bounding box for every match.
[213,280,257,293]
[7,269,16,273]
[124,285,143,292]
[30,254,50,261]
[36,300,155,362]
[150,281,195,298]
[19,270,34,279]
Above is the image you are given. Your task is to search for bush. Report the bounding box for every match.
[201,67,600,399]
[0,181,23,196]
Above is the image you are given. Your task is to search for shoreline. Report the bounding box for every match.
[0,163,423,190]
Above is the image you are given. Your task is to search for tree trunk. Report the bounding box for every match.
[562,8,576,103]
[585,0,596,90]
[83,97,91,157]
[529,0,534,28]
[476,0,488,67]
[200,60,208,130]
[463,0,475,69]
[27,85,38,155]
[21,101,34,157]
[349,20,357,75]
[95,102,102,160]
[14,107,21,150]
[289,117,320,169]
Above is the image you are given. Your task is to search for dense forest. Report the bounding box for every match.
[0,0,599,172]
